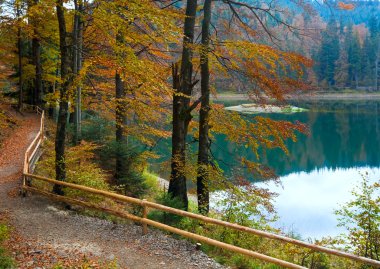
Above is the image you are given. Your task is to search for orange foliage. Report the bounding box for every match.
[338,2,355,10]
[212,41,313,101]
[80,0,183,145]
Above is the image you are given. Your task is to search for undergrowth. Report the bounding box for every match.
[0,221,15,269]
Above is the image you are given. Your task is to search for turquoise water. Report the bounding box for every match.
[153,100,380,239]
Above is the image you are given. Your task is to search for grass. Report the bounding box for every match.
[142,170,160,194]
[0,222,15,269]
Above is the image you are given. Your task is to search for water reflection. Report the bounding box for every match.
[256,167,380,239]
[214,100,380,179]
[153,100,380,238]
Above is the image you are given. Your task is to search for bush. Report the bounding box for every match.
[148,192,186,226]
[35,140,112,202]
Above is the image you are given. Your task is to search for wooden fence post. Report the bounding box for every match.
[142,199,148,235]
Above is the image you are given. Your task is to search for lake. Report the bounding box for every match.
[153,99,380,239]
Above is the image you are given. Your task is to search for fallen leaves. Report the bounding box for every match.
[1,211,117,269]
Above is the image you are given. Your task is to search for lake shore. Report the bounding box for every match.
[212,92,380,101]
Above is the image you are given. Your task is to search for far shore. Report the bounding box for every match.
[211,92,380,101]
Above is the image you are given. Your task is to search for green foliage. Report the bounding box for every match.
[148,192,186,226]
[315,18,340,87]
[35,139,111,201]
[142,170,160,197]
[335,173,380,261]
[101,140,148,198]
[0,224,15,269]
[198,188,282,268]
[0,224,9,241]
[74,113,151,198]
[79,114,113,144]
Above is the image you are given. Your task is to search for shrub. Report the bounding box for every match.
[35,140,111,202]
[101,140,148,198]
[335,173,380,261]
[148,192,186,226]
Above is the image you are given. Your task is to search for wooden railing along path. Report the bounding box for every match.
[23,105,44,181]
[22,107,380,269]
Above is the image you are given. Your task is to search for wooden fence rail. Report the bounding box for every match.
[23,105,44,185]
[22,107,380,269]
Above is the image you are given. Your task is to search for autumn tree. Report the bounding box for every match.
[53,0,72,194]
[81,0,182,195]
[168,0,198,210]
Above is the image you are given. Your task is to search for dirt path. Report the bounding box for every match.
[0,113,225,269]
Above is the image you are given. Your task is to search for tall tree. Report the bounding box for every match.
[347,30,361,89]
[16,1,23,111]
[197,0,212,215]
[168,0,198,210]
[316,18,340,87]
[371,15,380,91]
[73,0,83,143]
[115,58,125,181]
[53,0,71,194]
[29,0,43,105]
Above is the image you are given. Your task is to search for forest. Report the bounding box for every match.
[0,0,380,268]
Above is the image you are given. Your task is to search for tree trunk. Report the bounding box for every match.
[169,63,188,209]
[168,0,198,210]
[32,36,42,105]
[376,49,379,91]
[355,72,359,90]
[115,71,125,181]
[375,57,380,91]
[53,0,71,195]
[73,0,83,144]
[17,6,23,111]
[197,0,212,215]
[30,0,42,106]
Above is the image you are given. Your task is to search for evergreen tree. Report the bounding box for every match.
[315,18,340,87]
[346,24,361,88]
[369,14,380,90]
[360,36,374,87]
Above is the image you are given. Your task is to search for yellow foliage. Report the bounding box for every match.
[35,139,111,201]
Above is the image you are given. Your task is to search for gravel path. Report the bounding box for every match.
[0,112,226,269]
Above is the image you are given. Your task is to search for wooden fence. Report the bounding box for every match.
[22,107,380,269]
[23,105,44,185]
